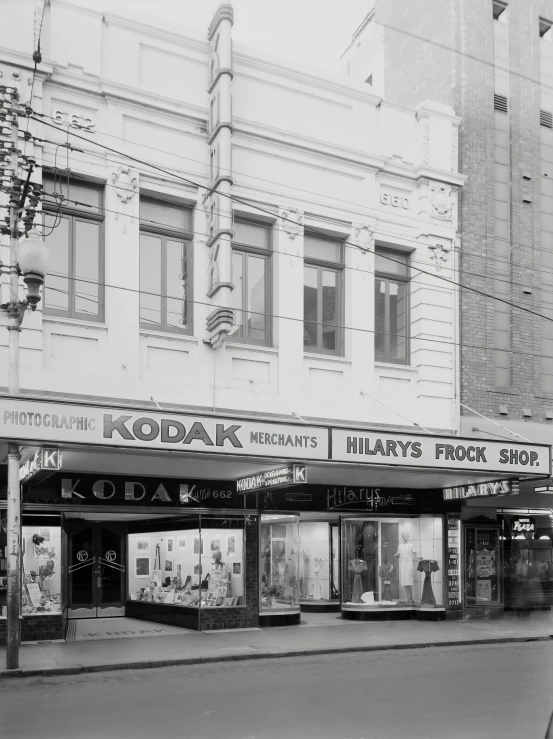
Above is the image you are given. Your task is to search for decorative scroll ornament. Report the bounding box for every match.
[428,243,450,272]
[111,167,138,205]
[352,223,374,254]
[281,208,303,240]
[430,182,453,220]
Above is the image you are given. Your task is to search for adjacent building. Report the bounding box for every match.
[343,0,553,613]
[0,0,548,644]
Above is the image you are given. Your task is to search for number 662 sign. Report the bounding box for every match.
[380,191,409,209]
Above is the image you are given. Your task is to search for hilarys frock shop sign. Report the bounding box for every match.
[330,429,551,476]
[0,398,550,475]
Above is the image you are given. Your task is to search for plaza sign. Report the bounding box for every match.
[236,464,306,494]
[443,479,519,501]
[19,448,62,485]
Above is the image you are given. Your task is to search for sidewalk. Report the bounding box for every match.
[1,611,552,679]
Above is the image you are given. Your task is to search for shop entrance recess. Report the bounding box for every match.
[67,521,127,618]
[464,525,502,610]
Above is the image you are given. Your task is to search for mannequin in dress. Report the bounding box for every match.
[394,531,416,603]
[349,557,367,604]
[313,557,323,600]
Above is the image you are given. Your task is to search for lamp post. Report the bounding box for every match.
[4,227,47,672]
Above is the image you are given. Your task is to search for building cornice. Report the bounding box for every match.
[102,12,208,54]
[415,166,467,187]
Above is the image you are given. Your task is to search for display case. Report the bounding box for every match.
[128,521,245,609]
[260,514,299,614]
[464,526,502,609]
[298,520,340,610]
[341,516,443,615]
[21,523,63,615]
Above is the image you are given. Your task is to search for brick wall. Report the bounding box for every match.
[199,515,259,631]
[0,614,66,645]
[378,0,553,424]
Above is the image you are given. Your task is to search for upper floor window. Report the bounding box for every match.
[303,232,344,355]
[375,248,410,364]
[229,219,272,346]
[139,197,193,334]
[42,176,104,322]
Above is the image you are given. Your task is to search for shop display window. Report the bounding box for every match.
[21,524,63,614]
[298,521,339,601]
[464,527,501,606]
[341,516,443,608]
[260,514,299,610]
[502,513,553,609]
[127,519,245,608]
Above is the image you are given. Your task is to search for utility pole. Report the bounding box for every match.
[0,76,45,670]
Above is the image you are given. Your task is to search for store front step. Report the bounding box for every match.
[300,599,340,613]
[65,616,194,642]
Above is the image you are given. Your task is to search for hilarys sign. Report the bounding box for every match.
[331,429,551,476]
[0,398,328,462]
[443,480,519,501]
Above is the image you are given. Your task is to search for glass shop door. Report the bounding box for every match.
[67,521,126,618]
[464,526,502,608]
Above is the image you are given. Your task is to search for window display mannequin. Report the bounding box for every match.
[313,557,323,600]
[378,543,395,603]
[417,559,439,606]
[394,531,416,603]
[349,556,367,604]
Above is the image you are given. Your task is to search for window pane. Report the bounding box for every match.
[233,220,270,249]
[166,240,187,330]
[375,278,386,361]
[44,215,70,312]
[375,250,408,277]
[304,266,318,348]
[230,251,244,337]
[74,220,100,317]
[140,198,191,232]
[43,177,101,212]
[304,234,341,263]
[246,254,266,341]
[389,281,408,361]
[322,269,338,351]
[140,234,162,326]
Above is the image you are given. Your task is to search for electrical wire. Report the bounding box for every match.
[37,188,553,321]
[36,137,553,288]
[25,270,553,364]
[29,124,553,330]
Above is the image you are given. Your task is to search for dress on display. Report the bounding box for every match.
[349,559,367,603]
[417,559,439,605]
[313,558,323,600]
[396,542,415,586]
[378,563,395,602]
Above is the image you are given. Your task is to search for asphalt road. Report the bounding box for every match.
[1,642,552,739]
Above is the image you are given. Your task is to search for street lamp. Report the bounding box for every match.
[4,227,48,671]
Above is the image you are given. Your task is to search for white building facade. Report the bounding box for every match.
[0,2,548,638]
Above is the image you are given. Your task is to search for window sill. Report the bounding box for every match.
[226,342,279,355]
[375,361,417,372]
[140,329,198,344]
[303,352,351,364]
[43,315,107,331]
